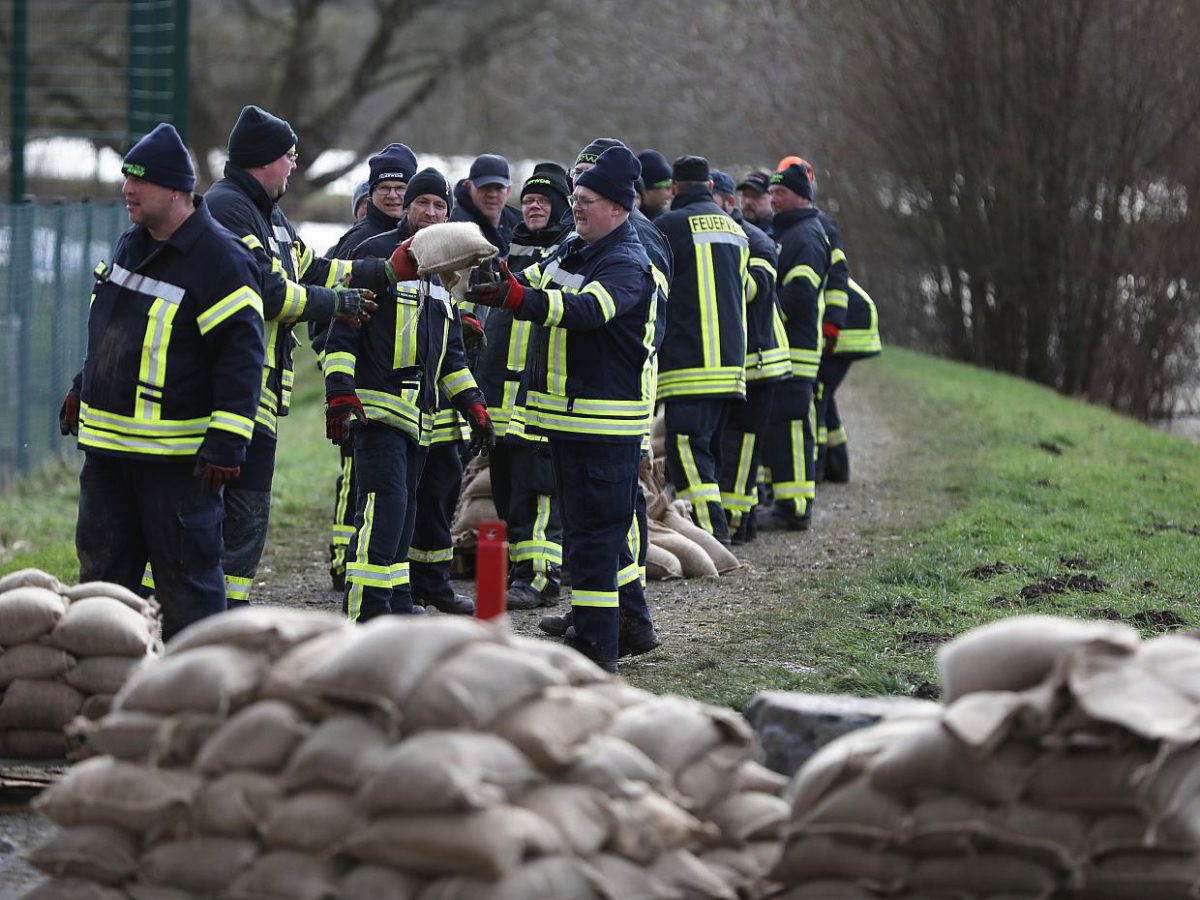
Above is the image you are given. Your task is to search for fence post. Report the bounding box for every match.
[9,0,28,204]
[50,201,67,449]
[11,202,33,473]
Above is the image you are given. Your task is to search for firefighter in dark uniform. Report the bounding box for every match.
[709,170,791,542]
[636,149,673,220]
[654,155,748,543]
[317,143,419,591]
[468,146,658,673]
[820,276,882,482]
[326,168,494,622]
[63,124,265,641]
[760,163,830,531]
[204,105,389,608]
[477,163,573,610]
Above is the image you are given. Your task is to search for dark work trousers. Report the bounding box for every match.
[551,438,647,664]
[719,380,777,530]
[766,377,816,517]
[492,439,563,599]
[617,475,653,627]
[409,440,464,605]
[329,442,357,577]
[76,452,225,642]
[344,424,427,621]
[816,356,853,482]
[664,397,731,541]
[221,429,277,608]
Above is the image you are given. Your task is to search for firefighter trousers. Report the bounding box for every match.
[409,441,464,605]
[766,378,816,517]
[664,397,731,542]
[719,380,777,529]
[491,440,562,599]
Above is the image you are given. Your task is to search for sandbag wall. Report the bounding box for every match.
[772,615,1200,899]
[30,609,791,899]
[0,569,159,760]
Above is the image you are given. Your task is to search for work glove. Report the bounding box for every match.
[193,456,240,493]
[462,402,495,457]
[385,236,419,285]
[332,280,377,326]
[460,312,486,354]
[465,259,523,310]
[325,393,366,445]
[59,391,80,436]
[822,320,840,355]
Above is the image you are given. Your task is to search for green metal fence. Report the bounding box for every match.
[0,201,129,483]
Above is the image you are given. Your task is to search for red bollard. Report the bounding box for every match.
[475,520,508,620]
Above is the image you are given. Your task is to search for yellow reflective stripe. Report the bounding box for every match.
[240,234,263,252]
[277,280,307,321]
[544,289,566,326]
[439,367,477,398]
[324,351,357,379]
[829,426,848,447]
[225,575,253,603]
[409,546,455,564]
[296,242,315,280]
[80,402,208,436]
[617,563,640,587]
[582,281,617,321]
[526,410,650,438]
[141,564,154,591]
[652,265,670,300]
[657,366,745,399]
[693,243,721,368]
[674,434,718,532]
[507,319,532,370]
[255,405,278,434]
[324,258,353,288]
[749,256,777,280]
[784,265,820,288]
[831,247,846,265]
[547,328,568,395]
[209,410,255,440]
[572,589,619,608]
[346,493,374,622]
[725,432,757,513]
[198,286,264,335]
[528,392,650,415]
[136,297,180,421]
[824,289,849,309]
[745,270,758,304]
[524,262,545,287]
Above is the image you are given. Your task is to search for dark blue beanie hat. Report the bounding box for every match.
[638,149,672,189]
[710,169,736,197]
[575,146,640,211]
[369,142,418,189]
[228,105,298,169]
[574,137,626,168]
[770,163,814,201]
[122,123,196,193]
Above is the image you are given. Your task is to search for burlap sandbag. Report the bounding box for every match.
[649,848,738,900]
[0,585,66,644]
[610,790,718,863]
[166,606,349,660]
[770,882,877,900]
[63,580,154,615]
[34,756,202,832]
[337,864,424,900]
[84,709,219,766]
[260,788,358,853]
[647,521,717,579]
[28,823,140,884]
[707,790,791,845]
[493,685,618,769]
[1,728,69,759]
[257,628,352,719]
[677,739,758,811]
[1023,743,1159,813]
[0,678,83,730]
[1137,633,1200,704]
[138,837,259,894]
[410,221,497,277]
[297,616,489,719]
[611,695,755,777]
[451,495,498,540]
[402,641,567,730]
[343,805,563,877]
[910,852,1060,897]
[188,770,282,838]
[645,543,683,581]
[649,413,667,463]
[357,730,542,815]
[63,655,145,695]
[194,699,309,774]
[79,693,114,721]
[114,645,267,715]
[222,850,344,900]
[587,853,680,900]
[21,878,126,900]
[0,643,75,686]
[1086,849,1200,899]
[936,614,1139,703]
[734,760,790,795]
[0,568,63,594]
[283,712,394,791]
[506,636,611,686]
[420,855,612,900]
[661,508,740,574]
[462,464,492,500]
[45,594,153,657]
[770,835,909,891]
[792,773,910,843]
[516,784,614,856]
[564,734,673,798]
[1088,802,1200,854]
[124,885,197,900]
[700,841,784,894]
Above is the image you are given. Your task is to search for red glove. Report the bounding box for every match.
[465,260,523,310]
[59,392,80,436]
[460,312,486,353]
[822,320,840,354]
[386,236,418,284]
[463,402,495,457]
[193,457,240,493]
[325,394,365,445]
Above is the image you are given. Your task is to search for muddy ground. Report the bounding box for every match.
[0,376,905,897]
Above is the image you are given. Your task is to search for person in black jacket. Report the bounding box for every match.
[64,124,265,640]
[450,153,521,258]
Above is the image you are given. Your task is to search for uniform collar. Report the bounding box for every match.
[364,201,400,231]
[669,186,713,210]
[567,217,636,261]
[222,162,275,216]
[772,207,819,231]
[147,195,210,254]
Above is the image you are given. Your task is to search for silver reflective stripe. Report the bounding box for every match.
[273,225,293,247]
[108,265,186,304]
[692,231,749,248]
[540,259,585,290]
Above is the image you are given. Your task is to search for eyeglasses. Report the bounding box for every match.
[521,195,550,208]
[286,150,299,163]
[374,185,406,196]
[569,194,602,209]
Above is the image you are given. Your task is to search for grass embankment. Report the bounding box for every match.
[5,346,1199,711]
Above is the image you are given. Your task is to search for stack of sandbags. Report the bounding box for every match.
[640,451,740,581]
[0,569,159,760]
[29,610,790,899]
[772,615,1200,899]
[451,456,497,552]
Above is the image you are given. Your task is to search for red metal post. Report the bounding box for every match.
[475,520,507,619]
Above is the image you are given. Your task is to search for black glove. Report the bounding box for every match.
[465,260,524,309]
[462,402,495,457]
[333,281,377,325]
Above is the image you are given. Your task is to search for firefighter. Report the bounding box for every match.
[205,105,395,608]
[709,170,791,542]
[467,146,658,673]
[478,163,573,610]
[317,143,418,591]
[62,124,265,641]
[820,277,882,482]
[326,166,494,622]
[737,170,775,235]
[636,149,673,220]
[451,153,521,257]
[654,156,749,543]
[759,163,831,531]
[350,180,370,222]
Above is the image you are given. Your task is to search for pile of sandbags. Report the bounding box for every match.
[29,609,790,899]
[641,454,740,581]
[0,569,159,760]
[772,615,1200,899]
